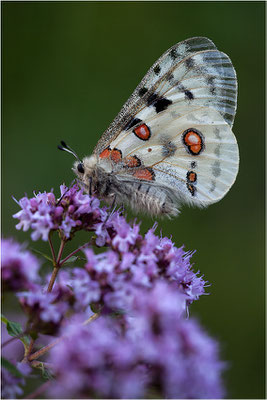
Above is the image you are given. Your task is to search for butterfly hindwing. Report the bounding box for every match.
[108,106,238,206]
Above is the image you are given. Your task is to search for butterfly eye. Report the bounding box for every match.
[77,163,84,174]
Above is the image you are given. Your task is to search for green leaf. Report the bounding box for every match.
[32,361,54,380]
[6,320,23,337]
[29,331,38,340]
[30,247,53,262]
[1,314,8,324]
[90,303,102,314]
[63,256,78,264]
[6,321,31,346]
[41,366,54,380]
[2,314,31,346]
[1,357,23,378]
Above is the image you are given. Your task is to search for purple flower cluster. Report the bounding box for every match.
[59,223,206,314]
[48,282,225,399]
[13,184,103,241]
[17,288,68,335]
[9,184,207,335]
[12,183,206,313]
[1,239,40,291]
[6,183,226,399]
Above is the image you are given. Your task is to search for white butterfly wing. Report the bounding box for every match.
[111,106,238,205]
[93,37,239,211]
[94,36,237,155]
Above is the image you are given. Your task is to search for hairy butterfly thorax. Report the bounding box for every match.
[59,37,239,218]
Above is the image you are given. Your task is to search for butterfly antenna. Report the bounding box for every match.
[58,140,81,162]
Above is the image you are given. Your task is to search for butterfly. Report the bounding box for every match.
[59,37,239,217]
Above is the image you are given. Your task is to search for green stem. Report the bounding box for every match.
[83,312,100,325]
[22,337,35,363]
[47,239,66,293]
[59,242,90,266]
[28,337,62,361]
[48,232,56,264]
[56,239,65,264]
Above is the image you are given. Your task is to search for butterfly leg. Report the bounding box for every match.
[104,194,117,223]
[88,176,93,196]
[56,179,76,206]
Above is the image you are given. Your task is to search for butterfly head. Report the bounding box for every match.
[58,141,97,191]
[73,155,98,184]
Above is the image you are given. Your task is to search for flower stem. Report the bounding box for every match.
[48,232,56,264]
[22,337,35,363]
[47,239,66,293]
[56,239,65,264]
[83,312,100,325]
[47,265,60,293]
[59,242,90,266]
[28,337,62,361]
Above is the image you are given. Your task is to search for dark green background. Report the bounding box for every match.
[2,1,265,398]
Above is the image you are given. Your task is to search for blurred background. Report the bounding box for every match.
[2,2,265,398]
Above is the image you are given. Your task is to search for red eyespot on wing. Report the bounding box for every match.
[186,171,197,183]
[110,148,122,163]
[99,147,122,163]
[133,168,155,181]
[124,155,141,168]
[133,124,151,141]
[182,129,204,155]
[99,147,111,159]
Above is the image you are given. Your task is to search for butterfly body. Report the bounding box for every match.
[72,37,239,217]
[74,156,178,216]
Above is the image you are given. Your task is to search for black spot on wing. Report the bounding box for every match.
[153,65,161,75]
[170,48,177,60]
[147,92,172,113]
[206,76,216,95]
[185,58,194,69]
[154,98,172,113]
[207,76,215,85]
[185,90,194,100]
[138,87,148,97]
[165,72,174,82]
[147,93,159,106]
[123,117,142,131]
[210,86,216,95]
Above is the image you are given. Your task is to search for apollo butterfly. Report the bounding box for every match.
[59,37,239,217]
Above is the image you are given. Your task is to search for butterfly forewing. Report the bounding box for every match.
[94,37,224,154]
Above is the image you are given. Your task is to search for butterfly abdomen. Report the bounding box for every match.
[113,179,179,217]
